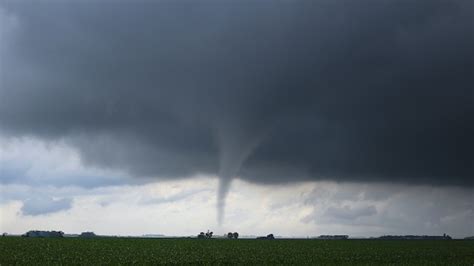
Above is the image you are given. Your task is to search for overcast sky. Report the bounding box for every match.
[0,0,473,237]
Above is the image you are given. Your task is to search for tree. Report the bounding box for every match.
[233,232,239,239]
[267,234,275,240]
[205,230,213,239]
[198,232,206,239]
[227,232,233,239]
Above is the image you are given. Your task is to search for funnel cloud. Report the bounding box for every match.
[0,1,473,223]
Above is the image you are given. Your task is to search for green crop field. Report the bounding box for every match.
[1,237,473,265]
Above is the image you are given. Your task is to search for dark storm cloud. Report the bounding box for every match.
[324,205,377,220]
[1,1,473,188]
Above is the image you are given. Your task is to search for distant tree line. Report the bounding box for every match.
[197,231,241,239]
[378,234,452,240]
[197,230,213,239]
[257,234,275,240]
[197,231,277,240]
[227,232,239,239]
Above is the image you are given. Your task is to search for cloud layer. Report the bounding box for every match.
[21,196,72,216]
[1,1,472,190]
[1,179,473,237]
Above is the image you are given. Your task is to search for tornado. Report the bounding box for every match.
[216,173,233,226]
[215,123,268,225]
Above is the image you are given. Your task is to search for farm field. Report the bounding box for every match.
[1,237,473,265]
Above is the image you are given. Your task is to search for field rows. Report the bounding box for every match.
[1,238,473,265]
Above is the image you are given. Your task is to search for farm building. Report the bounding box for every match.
[79,232,97,238]
[23,230,64,238]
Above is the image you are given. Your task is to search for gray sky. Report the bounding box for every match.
[0,0,473,237]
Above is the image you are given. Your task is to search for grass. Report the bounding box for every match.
[1,237,473,265]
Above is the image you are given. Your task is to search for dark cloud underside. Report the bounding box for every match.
[1,0,473,186]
